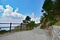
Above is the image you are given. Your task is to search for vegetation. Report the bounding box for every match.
[42,0,60,15]
[42,0,53,13]
[25,16,31,23]
[40,13,47,24]
[0,30,9,34]
[15,26,20,32]
[23,16,31,23]
[23,16,39,30]
[25,16,39,30]
[15,16,39,31]
[40,0,60,29]
[25,21,39,30]
[28,21,38,27]
[55,21,60,26]
[25,16,31,21]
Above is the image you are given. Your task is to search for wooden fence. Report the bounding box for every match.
[0,23,20,32]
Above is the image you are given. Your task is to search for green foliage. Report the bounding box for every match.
[27,21,38,28]
[40,16,44,24]
[54,0,60,14]
[28,21,35,27]
[41,0,59,25]
[40,13,57,26]
[23,16,31,23]
[43,0,60,14]
[40,13,47,24]
[43,13,47,17]
[40,0,60,29]
[47,18,57,26]
[15,26,20,32]
[23,20,26,23]
[0,30,9,34]
[43,0,53,13]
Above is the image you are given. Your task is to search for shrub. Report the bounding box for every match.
[0,30,8,34]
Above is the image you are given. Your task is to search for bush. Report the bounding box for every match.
[55,21,60,26]
[0,30,8,34]
[27,21,39,30]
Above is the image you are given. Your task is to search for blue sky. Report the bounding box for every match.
[0,0,45,30]
[0,0,45,23]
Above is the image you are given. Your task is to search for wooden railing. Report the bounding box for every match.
[0,23,20,32]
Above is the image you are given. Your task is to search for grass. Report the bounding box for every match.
[0,30,9,34]
[55,21,60,26]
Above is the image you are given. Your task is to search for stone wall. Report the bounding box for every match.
[52,25,60,40]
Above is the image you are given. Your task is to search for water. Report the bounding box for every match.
[0,23,20,31]
[0,28,15,31]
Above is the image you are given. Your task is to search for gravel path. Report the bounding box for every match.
[1,26,60,40]
[0,27,49,40]
[0,31,48,40]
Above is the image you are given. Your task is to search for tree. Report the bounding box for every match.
[23,16,31,23]
[28,21,35,27]
[40,13,48,24]
[27,21,38,28]
[23,20,26,23]
[40,0,59,29]
[25,16,31,21]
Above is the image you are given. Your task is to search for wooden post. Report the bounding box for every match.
[20,23,22,31]
[10,23,12,32]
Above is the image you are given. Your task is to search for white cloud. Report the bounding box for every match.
[35,18,40,23]
[31,12,35,21]
[2,5,13,16]
[31,13,40,23]
[2,5,26,20]
[31,17,40,23]
[0,5,26,23]
[0,17,22,23]
[0,5,40,23]
[0,5,4,12]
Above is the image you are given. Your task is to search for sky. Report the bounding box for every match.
[0,0,45,30]
[0,0,45,24]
